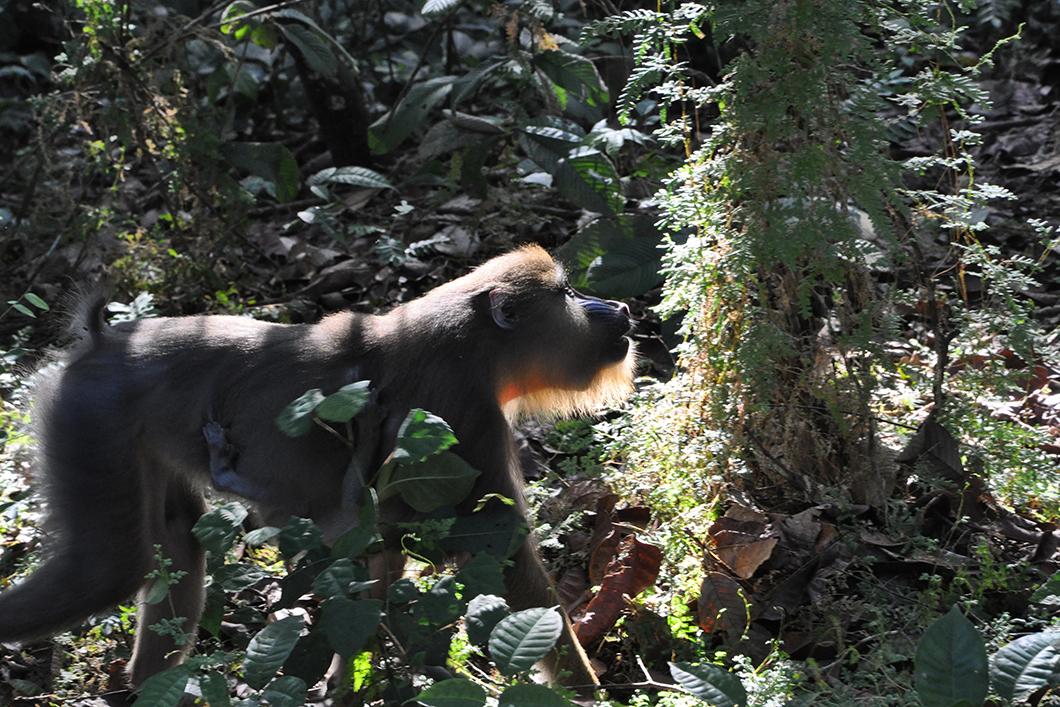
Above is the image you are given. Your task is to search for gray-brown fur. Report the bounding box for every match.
[0,246,634,690]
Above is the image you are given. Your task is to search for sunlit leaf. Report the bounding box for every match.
[244,615,305,689]
[488,607,562,675]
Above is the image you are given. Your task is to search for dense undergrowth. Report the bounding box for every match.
[0,0,1058,705]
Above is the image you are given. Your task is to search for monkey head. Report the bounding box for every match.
[448,245,637,419]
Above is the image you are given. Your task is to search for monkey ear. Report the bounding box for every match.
[489,289,517,330]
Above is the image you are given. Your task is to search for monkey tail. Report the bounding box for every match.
[0,451,152,643]
[69,292,109,346]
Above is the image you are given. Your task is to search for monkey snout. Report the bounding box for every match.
[609,300,631,318]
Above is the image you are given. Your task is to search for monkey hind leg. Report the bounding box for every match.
[128,477,207,687]
[0,462,153,645]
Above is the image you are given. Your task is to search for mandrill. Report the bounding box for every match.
[0,245,635,690]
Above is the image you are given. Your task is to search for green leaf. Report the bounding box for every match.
[488,606,563,675]
[456,553,506,599]
[534,50,608,108]
[393,408,459,463]
[245,526,282,547]
[519,125,581,173]
[134,665,191,706]
[553,146,623,215]
[192,502,248,559]
[223,141,300,203]
[991,630,1060,701]
[142,577,171,605]
[376,451,480,512]
[668,662,747,707]
[277,516,324,558]
[369,77,454,155]
[282,627,334,689]
[261,675,307,707]
[558,214,663,297]
[320,597,382,657]
[308,167,394,190]
[914,606,989,707]
[315,381,371,423]
[215,563,269,591]
[280,23,337,78]
[1030,572,1060,603]
[498,683,573,707]
[312,558,358,599]
[465,594,510,645]
[197,672,231,707]
[585,232,663,298]
[220,0,256,36]
[441,502,528,559]
[276,388,325,437]
[244,615,305,689]
[388,578,420,603]
[416,677,486,706]
[421,0,462,16]
[24,292,48,310]
[10,302,34,318]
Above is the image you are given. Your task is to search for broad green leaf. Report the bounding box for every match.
[282,628,334,689]
[244,615,305,689]
[422,0,462,15]
[142,577,170,605]
[280,23,337,78]
[558,214,663,297]
[135,665,191,706]
[465,594,510,645]
[24,292,48,310]
[488,607,563,675]
[369,77,454,155]
[393,408,458,462]
[1030,571,1060,603]
[197,672,231,707]
[261,675,307,707]
[498,683,573,707]
[220,0,256,37]
[416,677,486,707]
[320,597,382,657]
[534,50,608,107]
[308,167,394,190]
[192,501,248,559]
[277,516,324,558]
[991,630,1060,701]
[456,553,506,599]
[376,451,480,512]
[276,388,325,437]
[312,558,358,599]
[519,125,581,173]
[223,141,299,203]
[315,381,371,423]
[388,578,420,603]
[215,562,269,592]
[586,232,663,298]
[668,662,747,707]
[553,146,623,215]
[914,606,988,707]
[441,502,528,559]
[245,526,282,547]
